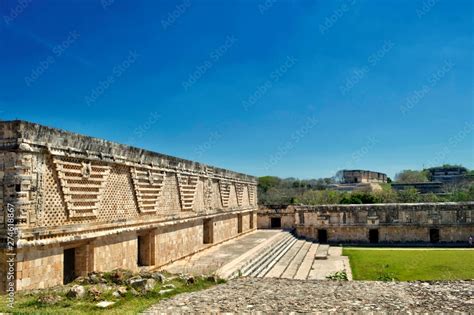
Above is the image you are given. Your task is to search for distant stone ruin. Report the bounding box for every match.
[0,121,258,291]
[259,203,474,244]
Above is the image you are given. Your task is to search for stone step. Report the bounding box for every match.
[239,233,292,276]
[217,231,291,279]
[293,243,319,280]
[264,240,305,278]
[281,241,312,279]
[242,234,293,276]
[254,237,299,278]
[315,244,330,260]
[243,234,295,277]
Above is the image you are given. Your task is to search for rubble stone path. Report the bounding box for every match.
[143,278,473,314]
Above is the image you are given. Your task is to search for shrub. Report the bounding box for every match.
[326,270,348,281]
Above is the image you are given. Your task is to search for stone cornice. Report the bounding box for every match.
[0,120,257,184]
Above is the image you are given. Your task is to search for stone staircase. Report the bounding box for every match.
[217,231,330,280]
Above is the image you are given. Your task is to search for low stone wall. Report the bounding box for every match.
[258,203,474,244]
[257,205,295,229]
[0,121,258,291]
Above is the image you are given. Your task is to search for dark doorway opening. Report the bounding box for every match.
[249,212,254,229]
[63,248,76,284]
[137,232,155,267]
[318,229,328,243]
[203,219,213,244]
[270,217,281,229]
[369,229,379,244]
[237,214,243,233]
[430,228,440,243]
[137,235,147,266]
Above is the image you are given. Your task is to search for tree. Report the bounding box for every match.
[397,187,420,203]
[258,176,281,192]
[394,170,429,183]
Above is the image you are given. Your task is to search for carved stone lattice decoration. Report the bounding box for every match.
[205,179,213,208]
[131,167,165,214]
[52,157,111,219]
[219,180,231,208]
[177,174,199,211]
[235,183,245,207]
[248,185,256,205]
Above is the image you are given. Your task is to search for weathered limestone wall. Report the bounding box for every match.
[15,246,63,291]
[242,212,250,232]
[93,232,138,272]
[258,206,295,229]
[259,203,474,244]
[154,221,203,267]
[213,214,239,243]
[0,121,258,291]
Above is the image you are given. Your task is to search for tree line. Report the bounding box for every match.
[258,165,474,205]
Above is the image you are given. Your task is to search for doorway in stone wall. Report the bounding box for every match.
[430,228,440,243]
[237,214,243,233]
[63,248,76,284]
[138,232,154,266]
[203,219,213,244]
[271,217,281,228]
[318,229,328,243]
[249,212,254,229]
[369,229,379,244]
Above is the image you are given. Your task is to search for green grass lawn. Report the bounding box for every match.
[343,248,474,281]
[0,276,221,315]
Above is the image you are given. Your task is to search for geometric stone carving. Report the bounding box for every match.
[130,167,165,214]
[204,179,213,208]
[219,180,231,208]
[52,157,111,219]
[367,216,380,225]
[248,185,256,206]
[235,183,245,207]
[177,174,199,211]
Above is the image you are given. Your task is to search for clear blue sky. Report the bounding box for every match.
[1,0,473,179]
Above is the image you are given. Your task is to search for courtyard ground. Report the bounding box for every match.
[343,248,474,281]
[142,278,473,314]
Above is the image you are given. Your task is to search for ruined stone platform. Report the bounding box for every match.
[163,230,351,281]
[162,230,282,275]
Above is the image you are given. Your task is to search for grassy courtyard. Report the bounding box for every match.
[0,273,222,315]
[343,248,474,281]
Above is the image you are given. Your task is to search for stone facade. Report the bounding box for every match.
[340,170,387,184]
[258,203,474,244]
[0,121,258,292]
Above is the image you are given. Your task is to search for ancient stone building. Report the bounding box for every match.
[429,166,468,184]
[259,203,474,244]
[0,121,258,291]
[339,170,387,184]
